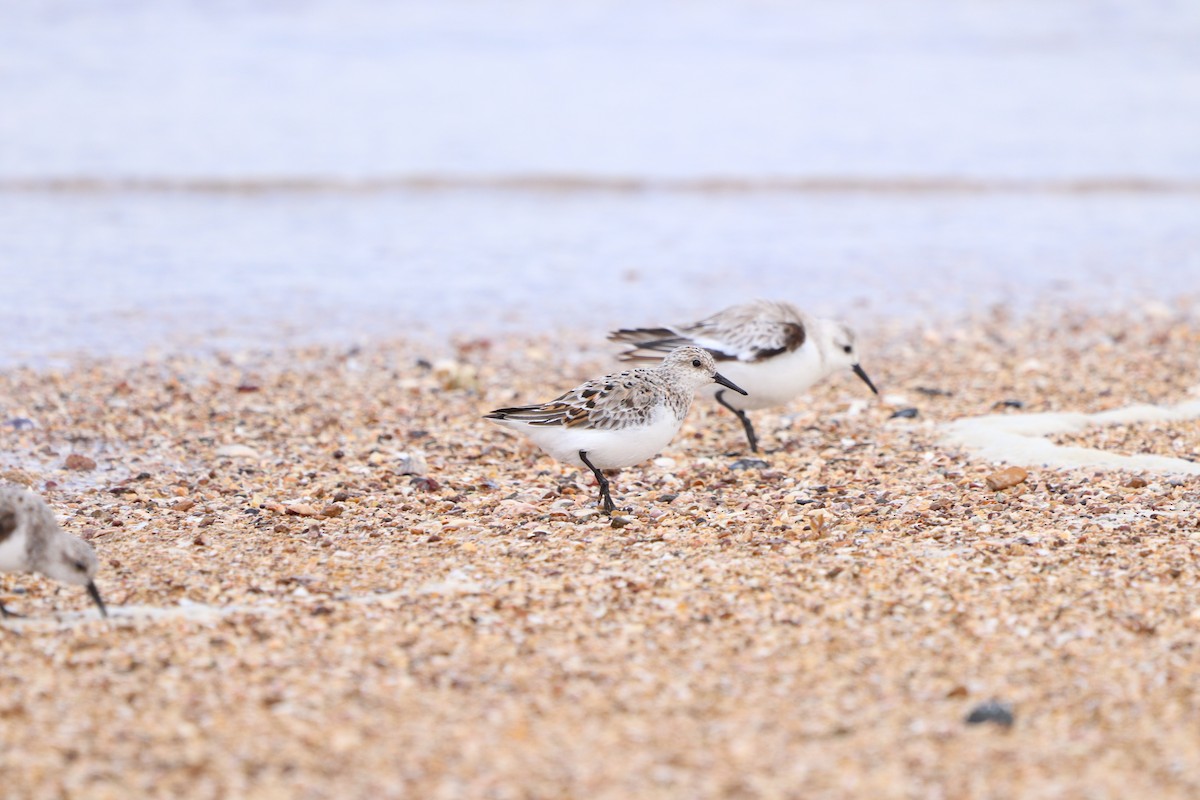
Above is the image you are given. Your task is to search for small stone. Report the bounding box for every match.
[609,515,634,529]
[997,399,1025,409]
[432,360,479,391]
[410,476,440,492]
[215,444,260,459]
[889,407,919,419]
[198,515,216,527]
[286,503,321,517]
[320,504,343,518]
[3,417,36,430]
[396,452,429,476]
[0,469,36,486]
[417,569,482,596]
[985,466,1028,491]
[1125,476,1148,489]
[171,499,196,512]
[64,454,97,471]
[965,700,1014,728]
[729,459,769,471]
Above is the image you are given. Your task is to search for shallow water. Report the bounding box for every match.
[2,1,1199,365]
[4,189,1199,366]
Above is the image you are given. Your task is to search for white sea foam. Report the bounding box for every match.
[942,398,1200,475]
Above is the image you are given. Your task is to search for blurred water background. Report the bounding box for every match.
[2,1,1199,364]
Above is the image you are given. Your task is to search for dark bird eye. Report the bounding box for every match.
[842,345,852,354]
[691,359,702,367]
[73,561,86,572]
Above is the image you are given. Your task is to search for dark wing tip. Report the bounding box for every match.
[609,327,678,344]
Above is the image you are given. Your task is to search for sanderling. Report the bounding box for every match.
[611,299,877,452]
[485,345,747,513]
[0,485,108,618]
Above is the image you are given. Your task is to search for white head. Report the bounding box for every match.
[660,346,749,396]
[40,533,101,586]
[815,321,878,394]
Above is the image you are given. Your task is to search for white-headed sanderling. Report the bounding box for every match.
[485,345,747,513]
[0,485,108,618]
[611,299,877,452]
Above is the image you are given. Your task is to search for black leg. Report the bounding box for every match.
[716,390,758,453]
[578,450,616,514]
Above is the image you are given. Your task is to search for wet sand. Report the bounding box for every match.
[2,307,1199,797]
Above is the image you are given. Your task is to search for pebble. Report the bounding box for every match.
[0,469,36,486]
[64,454,97,471]
[889,407,919,419]
[417,569,483,596]
[729,459,770,471]
[965,700,1015,728]
[395,451,429,476]
[985,466,1029,491]
[215,444,260,459]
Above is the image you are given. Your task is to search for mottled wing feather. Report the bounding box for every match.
[486,370,666,429]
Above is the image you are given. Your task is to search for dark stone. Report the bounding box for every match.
[889,407,919,419]
[729,459,769,470]
[965,700,1014,727]
[411,476,441,492]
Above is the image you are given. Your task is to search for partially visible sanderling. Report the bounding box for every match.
[485,345,747,513]
[611,299,878,452]
[0,484,108,618]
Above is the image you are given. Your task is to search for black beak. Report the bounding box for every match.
[713,372,748,396]
[86,580,108,618]
[852,364,879,395]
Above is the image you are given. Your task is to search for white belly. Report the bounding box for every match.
[699,348,829,411]
[495,408,684,470]
[0,528,28,573]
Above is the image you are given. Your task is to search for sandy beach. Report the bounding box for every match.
[2,306,1199,797]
